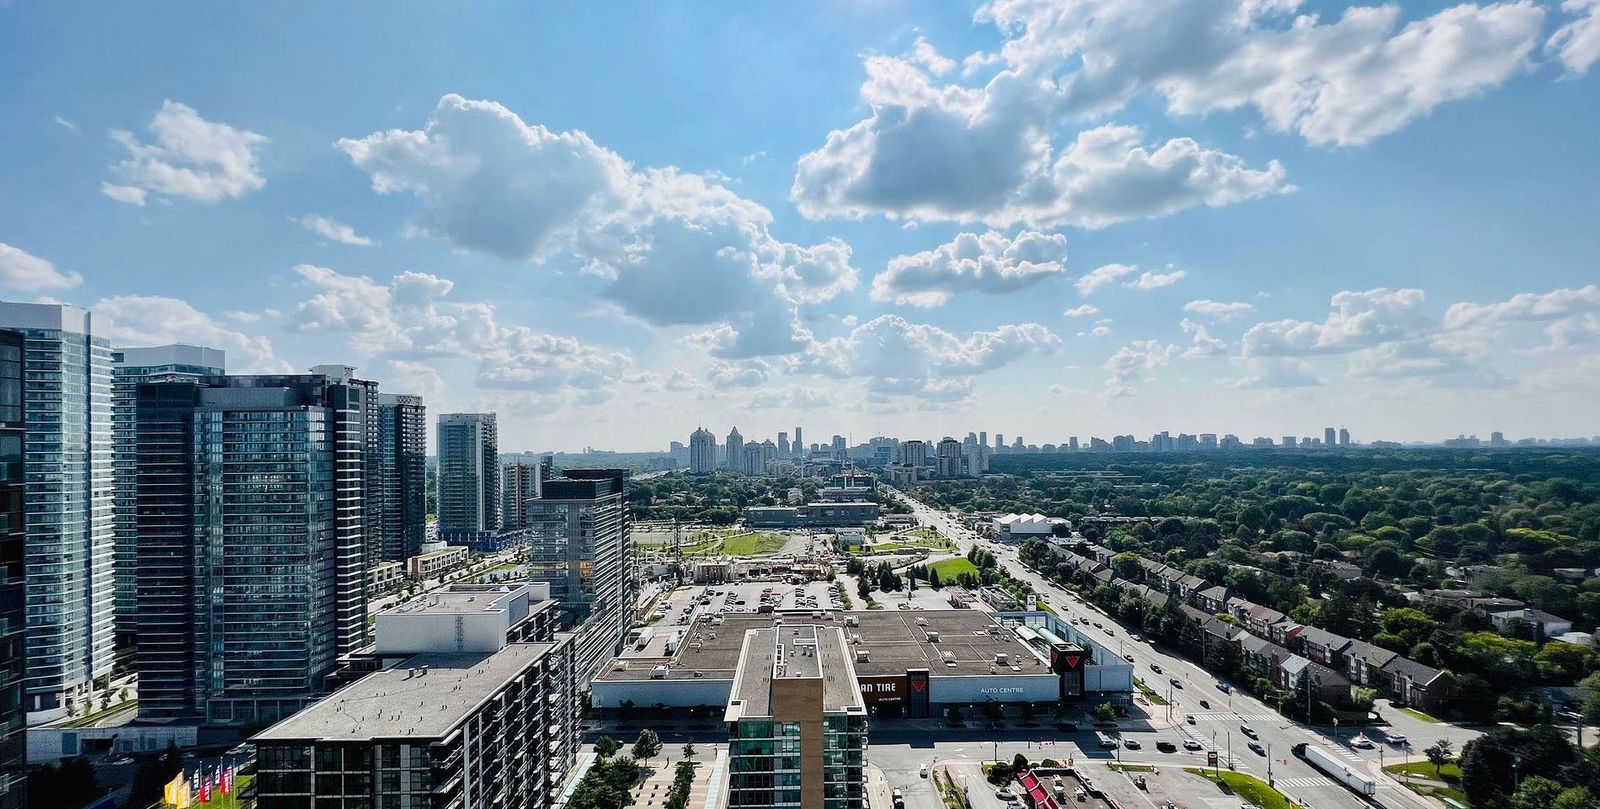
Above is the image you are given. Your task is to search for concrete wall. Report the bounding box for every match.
[589,678,735,708]
[374,612,507,654]
[29,725,198,763]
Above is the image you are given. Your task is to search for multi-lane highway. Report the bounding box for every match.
[887,487,1461,809]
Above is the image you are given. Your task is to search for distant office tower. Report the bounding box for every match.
[0,331,26,809]
[111,344,226,654]
[1338,428,1350,447]
[373,393,427,562]
[524,470,632,680]
[133,369,378,724]
[689,427,718,474]
[1325,427,1337,447]
[936,437,963,477]
[438,413,502,540]
[1490,431,1508,447]
[1113,434,1135,452]
[832,434,847,459]
[501,458,545,529]
[778,431,790,457]
[725,427,744,471]
[760,439,777,471]
[0,303,115,724]
[1069,436,1079,451]
[793,426,803,458]
[741,443,765,476]
[995,433,1004,452]
[1282,436,1296,448]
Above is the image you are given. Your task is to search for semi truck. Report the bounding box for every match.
[1292,742,1377,796]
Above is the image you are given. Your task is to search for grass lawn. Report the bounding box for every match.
[1108,763,1155,772]
[1385,760,1461,782]
[1133,678,1169,705]
[1183,768,1293,809]
[1398,706,1442,723]
[928,557,980,580]
[191,774,254,807]
[721,532,787,556]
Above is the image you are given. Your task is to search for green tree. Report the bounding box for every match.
[594,735,621,758]
[632,729,663,762]
[1424,739,1453,775]
[929,568,943,590]
[1091,701,1117,722]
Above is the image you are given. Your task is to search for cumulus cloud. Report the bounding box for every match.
[1124,268,1186,290]
[981,0,1546,146]
[1180,318,1229,356]
[297,214,376,247]
[1242,287,1427,356]
[796,314,1059,398]
[1183,299,1254,319]
[1443,284,1600,350]
[1547,0,1600,74]
[106,101,267,203]
[1075,263,1138,295]
[339,94,856,356]
[1063,304,1099,317]
[793,61,1291,229]
[1103,340,1175,396]
[871,230,1067,307]
[1231,357,1324,388]
[0,243,84,290]
[290,264,633,397]
[93,294,285,373]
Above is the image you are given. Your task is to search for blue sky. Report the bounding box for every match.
[2,0,1597,451]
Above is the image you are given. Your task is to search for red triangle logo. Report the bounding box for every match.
[1064,655,1081,668]
[912,680,926,692]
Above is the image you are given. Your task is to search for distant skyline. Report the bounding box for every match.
[3,1,1599,450]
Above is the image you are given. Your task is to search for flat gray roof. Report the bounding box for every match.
[600,609,1047,682]
[253,643,557,742]
[727,624,863,720]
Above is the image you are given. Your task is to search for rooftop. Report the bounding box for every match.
[253,643,558,742]
[599,610,1049,682]
[727,625,864,720]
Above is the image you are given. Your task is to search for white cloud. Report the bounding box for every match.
[1075,263,1138,295]
[792,55,1291,229]
[747,386,836,410]
[0,243,84,291]
[910,37,958,75]
[980,0,1546,146]
[53,116,77,132]
[1103,340,1175,396]
[290,264,633,397]
[872,230,1067,307]
[93,294,285,373]
[1183,299,1254,319]
[1442,284,1600,329]
[796,314,1059,398]
[1180,318,1229,356]
[1063,304,1099,317]
[224,308,280,323]
[708,360,773,389]
[297,214,376,247]
[107,100,266,203]
[1241,287,1426,356]
[1124,268,1186,290]
[339,94,856,357]
[1547,0,1600,74]
[741,150,768,166]
[99,183,147,206]
[1231,357,1324,388]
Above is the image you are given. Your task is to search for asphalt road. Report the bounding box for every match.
[885,487,1474,809]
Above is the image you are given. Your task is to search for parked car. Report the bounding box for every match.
[1124,738,1141,750]
[1385,734,1408,746]
[996,788,1017,800]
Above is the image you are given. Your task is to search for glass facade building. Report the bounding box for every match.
[0,330,28,809]
[0,303,115,724]
[134,370,376,724]
[373,393,426,563]
[523,470,632,681]
[436,413,500,546]
[110,344,225,655]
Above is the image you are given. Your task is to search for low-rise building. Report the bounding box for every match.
[1278,654,1350,701]
[407,545,469,579]
[1378,656,1449,711]
[1343,640,1399,689]
[991,513,1069,541]
[744,502,881,529]
[368,560,404,596]
[1484,606,1574,639]
[1295,626,1354,668]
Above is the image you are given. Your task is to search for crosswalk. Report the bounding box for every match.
[1189,712,1278,722]
[1273,776,1327,789]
